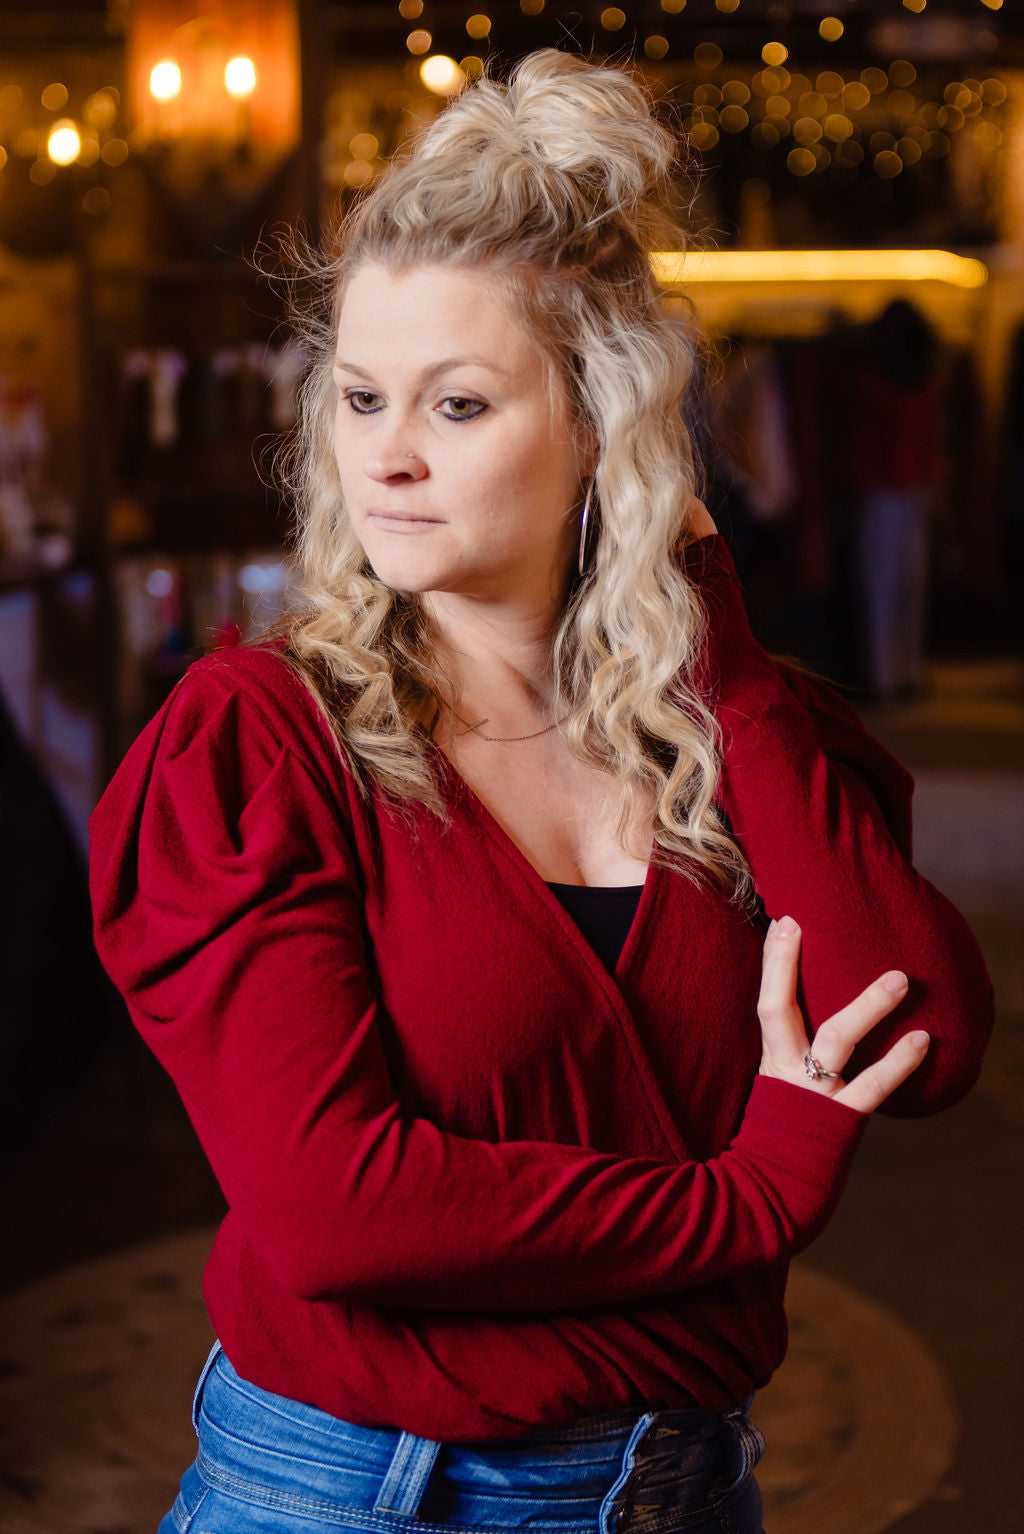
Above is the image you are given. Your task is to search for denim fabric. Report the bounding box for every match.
[159,1339,766,1534]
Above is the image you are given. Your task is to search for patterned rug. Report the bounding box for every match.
[0,1229,959,1534]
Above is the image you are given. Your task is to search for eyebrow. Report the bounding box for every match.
[332,355,508,383]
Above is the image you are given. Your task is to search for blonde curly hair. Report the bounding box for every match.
[267,48,755,909]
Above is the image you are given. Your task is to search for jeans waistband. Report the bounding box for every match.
[191,1339,764,1534]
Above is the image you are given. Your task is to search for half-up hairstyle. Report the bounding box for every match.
[270,48,756,910]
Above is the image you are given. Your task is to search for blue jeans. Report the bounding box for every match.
[160,1340,766,1534]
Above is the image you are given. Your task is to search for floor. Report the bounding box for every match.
[1,656,1021,1533]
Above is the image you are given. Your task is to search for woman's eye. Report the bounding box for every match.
[345,390,382,414]
[440,397,485,422]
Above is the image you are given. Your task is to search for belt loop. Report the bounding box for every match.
[191,1338,223,1435]
[598,1412,656,1534]
[374,1430,443,1517]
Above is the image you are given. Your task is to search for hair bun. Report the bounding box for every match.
[505,50,676,211]
[414,48,679,239]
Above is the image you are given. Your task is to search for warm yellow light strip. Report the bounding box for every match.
[652,249,988,288]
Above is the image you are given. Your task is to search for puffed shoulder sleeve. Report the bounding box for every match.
[89,647,873,1312]
[88,653,345,1025]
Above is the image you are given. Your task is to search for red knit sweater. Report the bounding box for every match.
[88,534,993,1441]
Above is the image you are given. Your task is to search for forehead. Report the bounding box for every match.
[335,262,545,374]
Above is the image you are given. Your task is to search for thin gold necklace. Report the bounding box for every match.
[449,706,568,743]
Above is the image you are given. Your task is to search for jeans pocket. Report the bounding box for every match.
[698,1410,766,1515]
[191,1339,224,1436]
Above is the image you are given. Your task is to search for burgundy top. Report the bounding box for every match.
[88,534,993,1442]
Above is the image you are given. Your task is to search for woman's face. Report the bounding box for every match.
[332,262,589,608]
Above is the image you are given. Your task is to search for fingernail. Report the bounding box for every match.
[776,915,799,936]
[883,971,908,992]
[911,1030,930,1049]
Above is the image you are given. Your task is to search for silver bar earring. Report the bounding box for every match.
[578,481,594,577]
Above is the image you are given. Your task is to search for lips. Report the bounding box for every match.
[367,507,441,525]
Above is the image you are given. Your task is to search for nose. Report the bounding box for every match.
[365,439,428,484]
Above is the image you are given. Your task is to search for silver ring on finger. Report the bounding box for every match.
[804,1050,839,1082]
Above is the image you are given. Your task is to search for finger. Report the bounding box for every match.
[811,969,910,1071]
[835,1031,930,1114]
[757,918,807,1069]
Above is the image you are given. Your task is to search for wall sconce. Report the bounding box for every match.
[125,0,301,249]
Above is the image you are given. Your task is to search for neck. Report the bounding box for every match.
[423,589,565,734]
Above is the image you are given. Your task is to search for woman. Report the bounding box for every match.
[88,51,993,1534]
[844,299,948,702]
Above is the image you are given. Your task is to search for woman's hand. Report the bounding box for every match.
[758,916,930,1113]
[684,498,718,543]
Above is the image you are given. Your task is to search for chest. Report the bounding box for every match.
[435,734,653,886]
[355,785,766,1163]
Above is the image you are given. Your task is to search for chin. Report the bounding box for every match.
[363,554,447,595]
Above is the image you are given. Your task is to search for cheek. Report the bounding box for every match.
[333,405,357,488]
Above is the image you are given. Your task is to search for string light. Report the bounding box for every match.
[720,106,749,132]
[520,0,545,12]
[823,113,854,142]
[688,123,720,150]
[398,0,423,15]
[761,41,789,67]
[644,35,670,59]
[465,14,492,37]
[47,120,81,165]
[420,56,466,95]
[83,186,111,216]
[889,60,916,88]
[406,29,432,53]
[84,89,118,127]
[660,0,686,11]
[799,91,828,115]
[819,18,843,41]
[41,83,69,111]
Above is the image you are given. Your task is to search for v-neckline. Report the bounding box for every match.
[427,740,659,987]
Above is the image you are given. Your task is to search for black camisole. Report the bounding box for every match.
[546,883,644,975]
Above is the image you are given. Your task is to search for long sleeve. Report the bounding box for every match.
[88,652,869,1312]
[682,533,994,1115]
